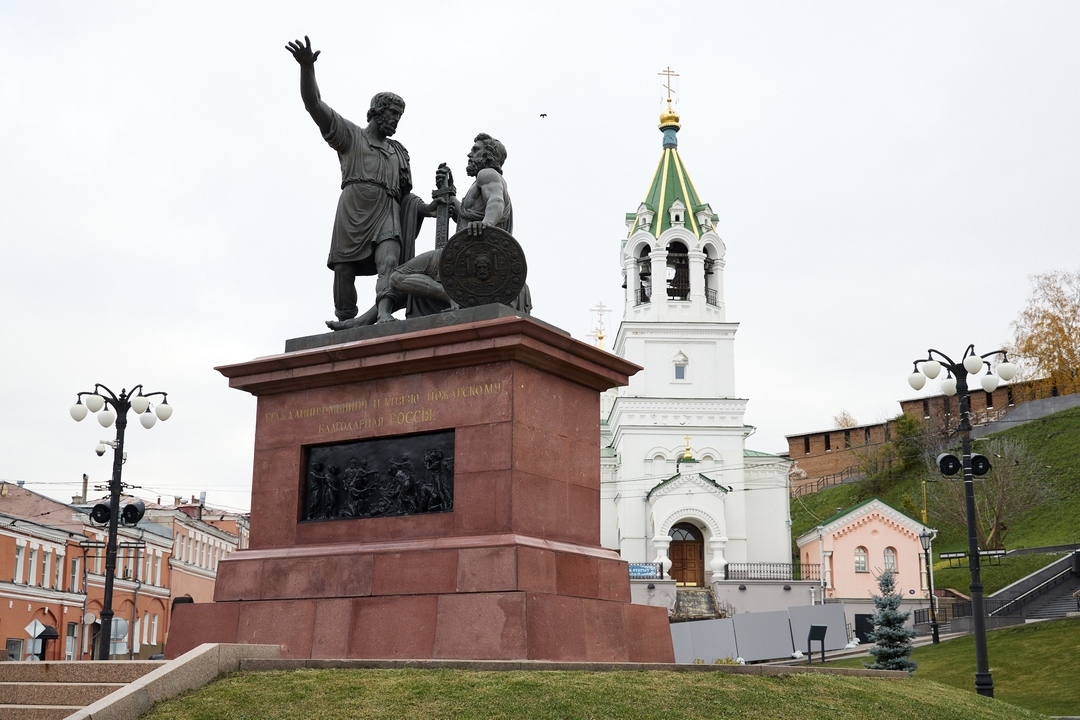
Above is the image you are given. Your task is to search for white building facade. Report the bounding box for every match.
[600,102,792,586]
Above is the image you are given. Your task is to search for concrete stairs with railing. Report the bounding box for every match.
[0,660,163,720]
[1022,577,1080,620]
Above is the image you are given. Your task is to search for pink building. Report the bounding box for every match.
[797,499,934,642]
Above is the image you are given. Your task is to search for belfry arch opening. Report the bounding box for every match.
[665,241,689,300]
[704,244,720,307]
[636,245,652,305]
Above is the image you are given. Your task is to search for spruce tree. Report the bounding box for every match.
[865,570,917,671]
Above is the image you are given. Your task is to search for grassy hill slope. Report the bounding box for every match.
[141,667,1046,720]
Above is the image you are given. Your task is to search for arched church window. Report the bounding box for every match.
[666,241,689,300]
[636,246,651,305]
[854,546,868,573]
[669,523,703,542]
[883,547,897,573]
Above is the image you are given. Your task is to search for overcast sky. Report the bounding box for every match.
[3,2,1079,512]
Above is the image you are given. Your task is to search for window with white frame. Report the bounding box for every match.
[28,547,38,585]
[854,546,868,573]
[54,553,63,590]
[69,556,80,593]
[14,543,25,583]
[65,623,78,661]
[672,351,689,381]
[150,615,159,645]
[41,550,51,589]
[884,547,897,573]
[154,555,162,586]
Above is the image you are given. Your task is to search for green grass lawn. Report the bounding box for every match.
[141,667,1048,720]
[828,616,1080,716]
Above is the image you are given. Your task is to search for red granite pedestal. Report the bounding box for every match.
[165,311,674,662]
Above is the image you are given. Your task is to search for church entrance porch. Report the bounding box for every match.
[669,523,704,586]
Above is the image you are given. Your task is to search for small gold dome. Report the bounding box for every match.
[659,99,681,129]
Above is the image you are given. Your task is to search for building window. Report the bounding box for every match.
[922,400,930,419]
[70,557,80,593]
[65,623,78,661]
[884,547,897,573]
[884,423,891,441]
[864,428,871,446]
[803,436,811,455]
[155,555,162,586]
[674,364,686,380]
[855,546,868,573]
[844,430,851,448]
[944,396,951,417]
[985,390,994,409]
[7,639,24,662]
[41,551,50,589]
[28,548,37,585]
[14,544,24,584]
[1007,386,1014,406]
[824,434,831,452]
[150,615,159,646]
[54,554,63,590]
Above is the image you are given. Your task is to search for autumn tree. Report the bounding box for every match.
[1010,269,1080,394]
[833,410,858,428]
[926,436,1057,549]
[854,413,927,500]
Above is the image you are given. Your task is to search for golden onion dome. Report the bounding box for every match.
[659,99,681,130]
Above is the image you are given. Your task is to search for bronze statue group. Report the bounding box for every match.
[286,36,529,331]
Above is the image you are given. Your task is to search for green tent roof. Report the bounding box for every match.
[627,105,716,240]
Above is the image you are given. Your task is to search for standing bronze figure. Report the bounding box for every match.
[287,36,424,325]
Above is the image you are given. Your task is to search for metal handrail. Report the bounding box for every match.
[990,567,1074,617]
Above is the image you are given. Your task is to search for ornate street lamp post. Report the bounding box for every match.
[908,346,1014,698]
[70,385,172,660]
[919,529,940,644]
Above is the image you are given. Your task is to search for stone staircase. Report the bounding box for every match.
[672,587,721,621]
[0,660,164,720]
[1023,577,1080,620]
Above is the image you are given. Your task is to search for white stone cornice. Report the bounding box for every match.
[0,582,85,605]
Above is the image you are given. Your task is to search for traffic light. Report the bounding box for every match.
[936,453,961,476]
[89,500,146,526]
[970,454,992,477]
[121,500,145,525]
[936,453,991,477]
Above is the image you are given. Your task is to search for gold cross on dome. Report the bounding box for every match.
[658,66,680,101]
[589,301,612,350]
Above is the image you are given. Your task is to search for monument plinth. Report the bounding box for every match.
[166,308,674,662]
